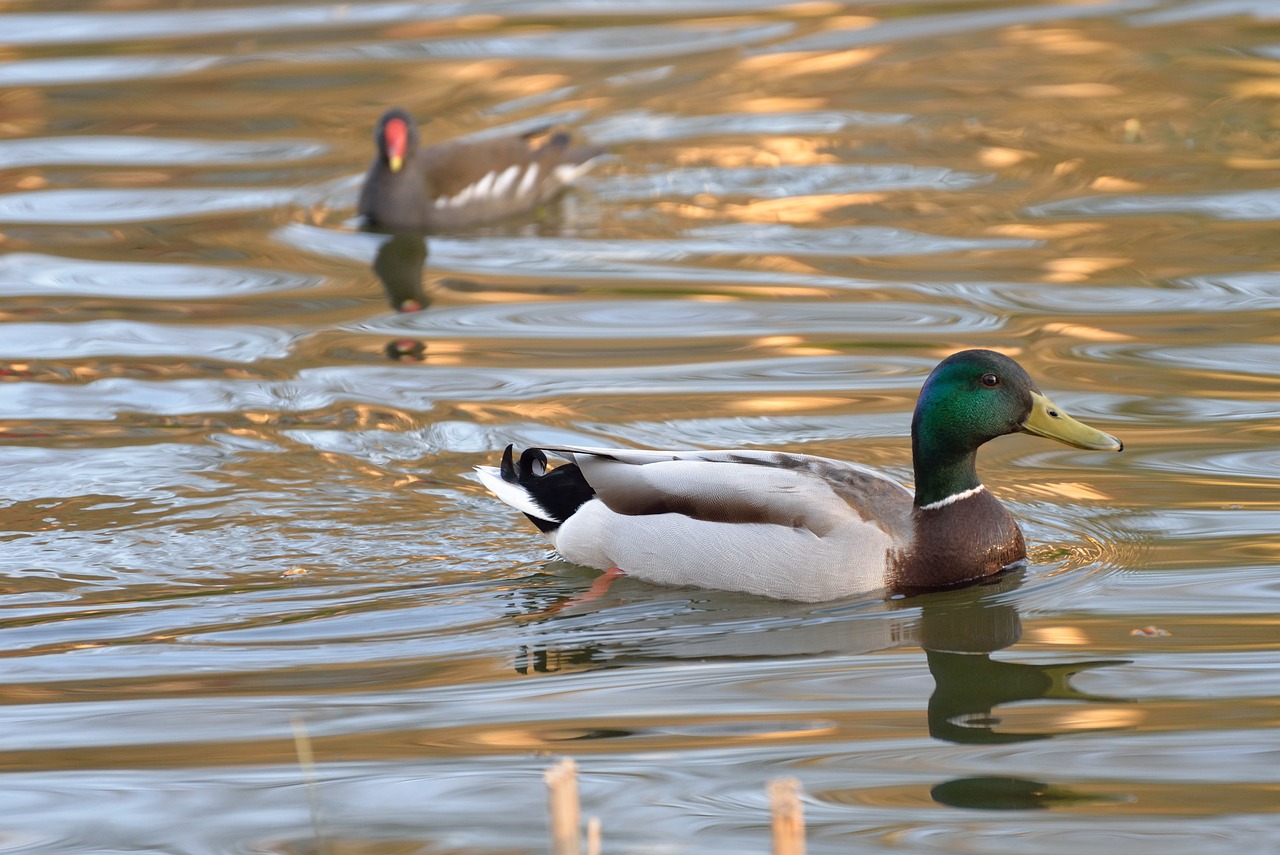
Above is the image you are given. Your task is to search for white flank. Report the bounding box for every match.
[472,170,497,199]
[918,484,986,511]
[490,164,520,198]
[475,466,555,521]
[516,162,540,197]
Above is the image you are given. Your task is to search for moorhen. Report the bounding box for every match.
[358,107,603,232]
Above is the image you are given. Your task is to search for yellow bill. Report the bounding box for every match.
[1022,391,1123,451]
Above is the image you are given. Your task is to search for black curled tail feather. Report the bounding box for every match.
[500,445,547,481]
[498,444,595,534]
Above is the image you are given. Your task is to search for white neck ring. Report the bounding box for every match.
[919,484,986,511]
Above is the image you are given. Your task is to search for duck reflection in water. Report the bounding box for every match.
[370,231,430,362]
[917,574,1128,746]
[504,568,1132,810]
[917,576,1132,810]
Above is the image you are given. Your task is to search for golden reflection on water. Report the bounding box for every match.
[663,192,889,224]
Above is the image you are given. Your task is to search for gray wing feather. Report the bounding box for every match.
[544,445,913,538]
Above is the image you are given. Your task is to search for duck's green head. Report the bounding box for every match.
[911,350,1121,504]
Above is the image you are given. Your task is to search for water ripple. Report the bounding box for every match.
[357,299,1002,339]
[1126,509,1280,540]
[0,136,325,168]
[594,163,990,201]
[1018,500,1151,601]
[685,223,1036,257]
[0,321,293,362]
[1134,447,1280,481]
[0,3,454,46]
[1028,189,1280,221]
[0,444,225,502]
[0,356,932,421]
[277,224,988,288]
[965,272,1280,315]
[577,413,913,453]
[298,21,794,64]
[1080,342,1280,379]
[586,108,912,144]
[770,0,1158,52]
[0,253,319,299]
[1134,0,1274,25]
[286,412,914,468]
[0,188,297,225]
[284,420,506,463]
[0,55,221,88]
[877,816,1274,855]
[0,0,800,48]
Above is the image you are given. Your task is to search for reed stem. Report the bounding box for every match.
[546,758,581,855]
[291,717,330,855]
[769,777,805,855]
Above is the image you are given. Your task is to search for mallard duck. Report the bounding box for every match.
[358,108,603,232]
[476,349,1122,602]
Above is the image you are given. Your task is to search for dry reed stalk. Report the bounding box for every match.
[291,717,330,855]
[769,777,805,855]
[545,757,582,855]
[586,816,601,855]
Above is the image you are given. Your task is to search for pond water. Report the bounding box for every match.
[1,1,1278,853]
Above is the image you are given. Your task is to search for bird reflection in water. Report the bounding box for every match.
[929,775,1112,811]
[917,574,1128,745]
[916,575,1132,810]
[370,231,430,362]
[503,566,1133,809]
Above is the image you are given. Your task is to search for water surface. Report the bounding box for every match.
[1,1,1278,853]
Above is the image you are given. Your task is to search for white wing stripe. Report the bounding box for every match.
[516,162,540,197]
[472,170,496,199]
[490,164,520,198]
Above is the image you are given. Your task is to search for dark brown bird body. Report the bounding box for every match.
[358,108,602,232]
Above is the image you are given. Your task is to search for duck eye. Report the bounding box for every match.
[980,373,999,387]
